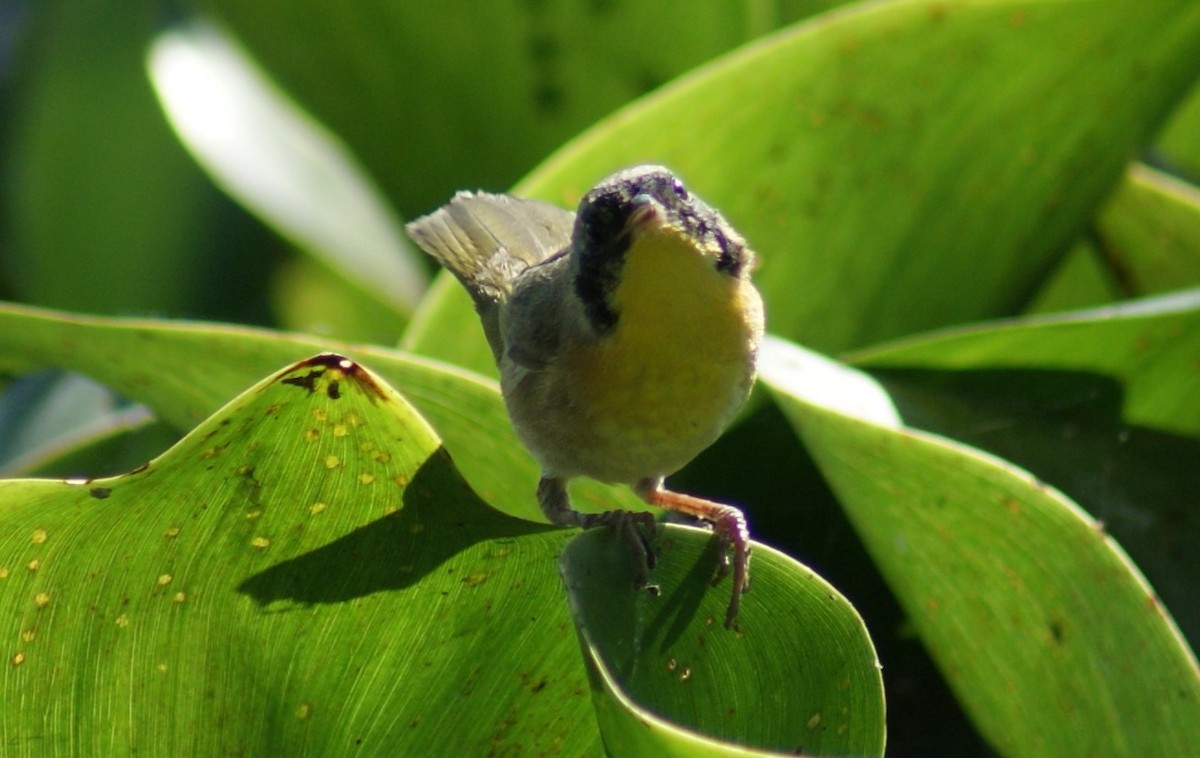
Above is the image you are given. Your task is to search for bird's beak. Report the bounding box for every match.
[629,195,662,229]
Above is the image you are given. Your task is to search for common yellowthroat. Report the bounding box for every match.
[407,166,764,627]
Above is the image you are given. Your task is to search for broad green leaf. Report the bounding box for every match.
[0,353,596,754]
[0,301,642,525]
[760,337,1200,757]
[406,0,1200,368]
[198,1,823,218]
[0,337,881,753]
[1022,241,1117,315]
[562,527,885,756]
[148,21,427,320]
[848,289,1200,660]
[1157,76,1200,176]
[1092,164,1200,296]
[850,288,1200,437]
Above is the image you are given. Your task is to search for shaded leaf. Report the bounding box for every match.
[1093,164,1200,296]
[851,288,1200,437]
[760,337,1200,757]
[0,354,595,754]
[562,527,885,756]
[849,289,1200,661]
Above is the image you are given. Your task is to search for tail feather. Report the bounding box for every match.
[406,192,574,307]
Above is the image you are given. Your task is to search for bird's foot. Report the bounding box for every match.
[538,477,659,593]
[637,480,751,629]
[580,509,659,593]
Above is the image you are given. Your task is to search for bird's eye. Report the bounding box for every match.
[672,178,689,200]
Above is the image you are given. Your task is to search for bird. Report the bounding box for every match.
[406,165,764,628]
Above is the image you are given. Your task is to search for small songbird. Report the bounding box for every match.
[406,165,764,627]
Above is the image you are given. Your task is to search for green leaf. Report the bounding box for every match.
[760,337,1200,756]
[0,353,599,754]
[3,0,217,316]
[1156,76,1200,176]
[0,334,882,753]
[850,288,1200,437]
[147,21,427,321]
[848,289,1200,664]
[197,1,821,218]
[1093,164,1200,296]
[1022,241,1117,315]
[0,300,644,525]
[561,527,885,756]
[13,415,181,482]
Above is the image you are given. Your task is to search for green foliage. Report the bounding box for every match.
[2,0,1199,754]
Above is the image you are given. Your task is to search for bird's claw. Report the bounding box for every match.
[708,508,751,629]
[581,509,659,592]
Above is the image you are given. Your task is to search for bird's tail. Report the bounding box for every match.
[406,192,574,307]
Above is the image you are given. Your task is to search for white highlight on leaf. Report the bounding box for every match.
[759,335,902,428]
[147,22,426,312]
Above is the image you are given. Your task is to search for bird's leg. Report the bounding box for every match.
[537,476,658,591]
[635,478,750,629]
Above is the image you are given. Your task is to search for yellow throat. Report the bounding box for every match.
[569,222,760,454]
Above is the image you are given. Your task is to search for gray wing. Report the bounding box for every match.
[406,192,574,361]
[501,253,572,374]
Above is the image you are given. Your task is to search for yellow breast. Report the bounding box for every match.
[565,226,763,479]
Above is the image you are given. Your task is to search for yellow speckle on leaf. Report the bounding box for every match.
[116,614,130,628]
[11,652,24,667]
[312,408,327,422]
[0,567,8,579]
[20,629,35,643]
[359,473,375,485]
[251,537,270,549]
[679,667,692,682]
[31,529,48,545]
[26,560,39,573]
[310,502,327,515]
[157,574,173,586]
[807,712,822,729]
[164,526,181,539]
[393,474,410,487]
[296,702,312,720]
[303,428,320,442]
[173,592,186,604]
[245,510,262,520]
[325,455,341,469]
[463,572,488,587]
[157,662,168,673]
[373,451,391,463]
[34,593,51,609]
[333,424,349,438]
